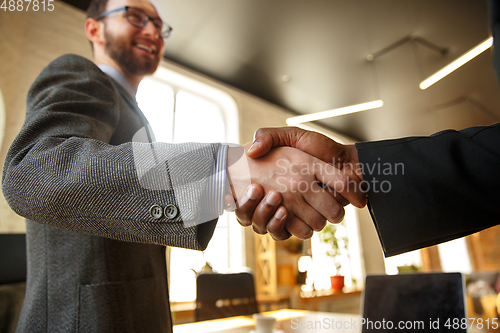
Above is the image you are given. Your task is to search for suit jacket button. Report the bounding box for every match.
[164,204,179,219]
[150,205,163,219]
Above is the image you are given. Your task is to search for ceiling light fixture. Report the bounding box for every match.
[286,100,383,125]
[420,37,493,90]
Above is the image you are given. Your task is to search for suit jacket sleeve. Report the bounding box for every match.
[2,54,218,251]
[355,123,500,257]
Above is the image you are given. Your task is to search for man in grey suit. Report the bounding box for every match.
[2,0,364,331]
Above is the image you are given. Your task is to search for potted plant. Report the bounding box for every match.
[318,223,348,292]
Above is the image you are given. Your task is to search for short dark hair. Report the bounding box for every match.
[87,0,109,19]
[86,0,109,51]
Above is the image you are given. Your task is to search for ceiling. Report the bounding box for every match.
[64,0,500,141]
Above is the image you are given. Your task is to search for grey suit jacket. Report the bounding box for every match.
[2,54,218,332]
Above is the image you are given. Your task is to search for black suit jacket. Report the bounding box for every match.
[356,124,500,256]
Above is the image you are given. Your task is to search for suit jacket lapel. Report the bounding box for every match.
[113,81,150,128]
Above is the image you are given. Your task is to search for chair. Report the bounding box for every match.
[0,234,27,333]
[0,234,27,285]
[361,272,467,333]
[467,271,500,317]
[195,272,258,321]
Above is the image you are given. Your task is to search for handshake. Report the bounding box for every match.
[226,126,367,241]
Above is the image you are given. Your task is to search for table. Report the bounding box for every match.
[173,309,498,333]
[299,289,362,311]
[173,309,361,333]
[256,293,291,311]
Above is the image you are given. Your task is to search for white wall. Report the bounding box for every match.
[0,88,4,157]
[0,2,93,232]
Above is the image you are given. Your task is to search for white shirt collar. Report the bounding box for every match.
[98,65,136,99]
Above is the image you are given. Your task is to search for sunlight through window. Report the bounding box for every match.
[137,67,242,303]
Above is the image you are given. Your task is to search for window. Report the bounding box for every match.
[438,238,472,273]
[137,66,244,302]
[384,237,473,274]
[384,250,423,275]
[305,205,363,291]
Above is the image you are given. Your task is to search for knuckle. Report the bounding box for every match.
[254,128,269,142]
[333,206,345,223]
[295,228,313,240]
[253,212,274,228]
[335,173,349,189]
[238,212,253,225]
[278,232,292,241]
[328,206,345,223]
[269,230,290,241]
[235,216,251,227]
[289,221,314,240]
[266,222,280,235]
[252,224,267,235]
[314,219,327,232]
[269,234,279,241]
[254,128,264,137]
[310,215,327,231]
[265,190,282,206]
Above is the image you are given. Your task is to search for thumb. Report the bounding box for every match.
[246,127,305,159]
[246,128,277,158]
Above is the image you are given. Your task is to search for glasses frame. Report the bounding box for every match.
[96,6,173,39]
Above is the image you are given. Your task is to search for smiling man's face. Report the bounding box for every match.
[99,0,165,77]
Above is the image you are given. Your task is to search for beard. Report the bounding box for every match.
[103,25,161,76]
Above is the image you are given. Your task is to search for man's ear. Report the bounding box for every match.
[85,18,104,46]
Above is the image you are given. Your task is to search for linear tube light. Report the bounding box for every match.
[420,37,493,90]
[286,100,384,125]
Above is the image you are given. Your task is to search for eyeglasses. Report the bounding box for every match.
[96,6,173,39]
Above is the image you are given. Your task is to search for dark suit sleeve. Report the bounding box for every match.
[2,54,218,250]
[355,123,500,257]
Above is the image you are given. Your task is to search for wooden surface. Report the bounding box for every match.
[173,309,361,333]
[256,293,291,311]
[173,308,499,333]
[467,225,500,271]
[299,289,362,311]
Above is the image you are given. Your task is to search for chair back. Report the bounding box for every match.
[195,271,258,321]
[361,272,467,332]
[0,234,27,285]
